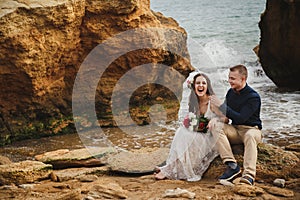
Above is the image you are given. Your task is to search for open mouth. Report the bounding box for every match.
[198,88,204,92]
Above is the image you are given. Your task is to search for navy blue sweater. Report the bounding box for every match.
[219,84,262,129]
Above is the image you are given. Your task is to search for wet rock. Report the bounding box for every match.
[50,166,108,182]
[261,185,294,197]
[0,160,52,185]
[162,188,195,199]
[273,178,285,188]
[35,147,116,169]
[233,184,264,197]
[107,148,169,174]
[0,155,12,165]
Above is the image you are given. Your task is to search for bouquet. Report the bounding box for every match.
[183,112,209,133]
[198,115,209,133]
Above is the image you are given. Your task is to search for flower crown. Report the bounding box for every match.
[186,78,193,89]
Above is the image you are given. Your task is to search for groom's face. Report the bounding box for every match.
[228,70,246,91]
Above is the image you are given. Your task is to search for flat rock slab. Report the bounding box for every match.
[261,186,295,198]
[0,0,69,18]
[107,148,169,174]
[0,160,52,185]
[50,166,109,182]
[81,179,129,199]
[233,184,264,197]
[35,147,117,169]
[285,143,300,152]
[0,155,12,165]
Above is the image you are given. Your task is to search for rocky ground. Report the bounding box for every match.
[0,143,299,200]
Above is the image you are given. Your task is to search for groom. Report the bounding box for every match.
[210,64,262,185]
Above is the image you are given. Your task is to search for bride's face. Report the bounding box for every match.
[194,76,208,97]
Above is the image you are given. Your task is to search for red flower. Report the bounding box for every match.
[198,122,205,130]
[197,116,209,133]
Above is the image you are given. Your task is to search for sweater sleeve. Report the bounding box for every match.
[223,94,261,124]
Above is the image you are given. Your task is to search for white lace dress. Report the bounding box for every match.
[158,101,219,182]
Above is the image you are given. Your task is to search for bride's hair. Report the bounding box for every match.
[188,73,215,114]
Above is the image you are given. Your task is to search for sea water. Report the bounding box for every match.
[151,0,300,144]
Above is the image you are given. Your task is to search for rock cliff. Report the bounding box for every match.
[258,0,300,90]
[0,0,194,145]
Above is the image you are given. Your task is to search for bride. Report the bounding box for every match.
[154,72,228,181]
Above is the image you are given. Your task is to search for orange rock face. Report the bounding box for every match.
[0,0,194,144]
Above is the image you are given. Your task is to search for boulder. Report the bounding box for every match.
[0,0,193,145]
[0,160,52,185]
[256,143,299,181]
[258,0,300,90]
[204,143,299,182]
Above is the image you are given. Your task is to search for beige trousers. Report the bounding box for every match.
[212,123,262,178]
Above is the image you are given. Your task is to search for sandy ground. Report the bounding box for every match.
[1,173,299,200]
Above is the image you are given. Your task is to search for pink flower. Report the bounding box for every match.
[187,80,192,89]
[183,115,190,128]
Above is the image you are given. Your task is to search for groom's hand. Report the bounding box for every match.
[210,95,223,107]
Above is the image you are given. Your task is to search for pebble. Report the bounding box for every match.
[219,179,235,187]
[273,178,285,188]
[163,188,195,199]
[19,184,35,189]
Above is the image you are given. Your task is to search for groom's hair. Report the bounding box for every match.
[189,73,215,113]
[230,64,248,79]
